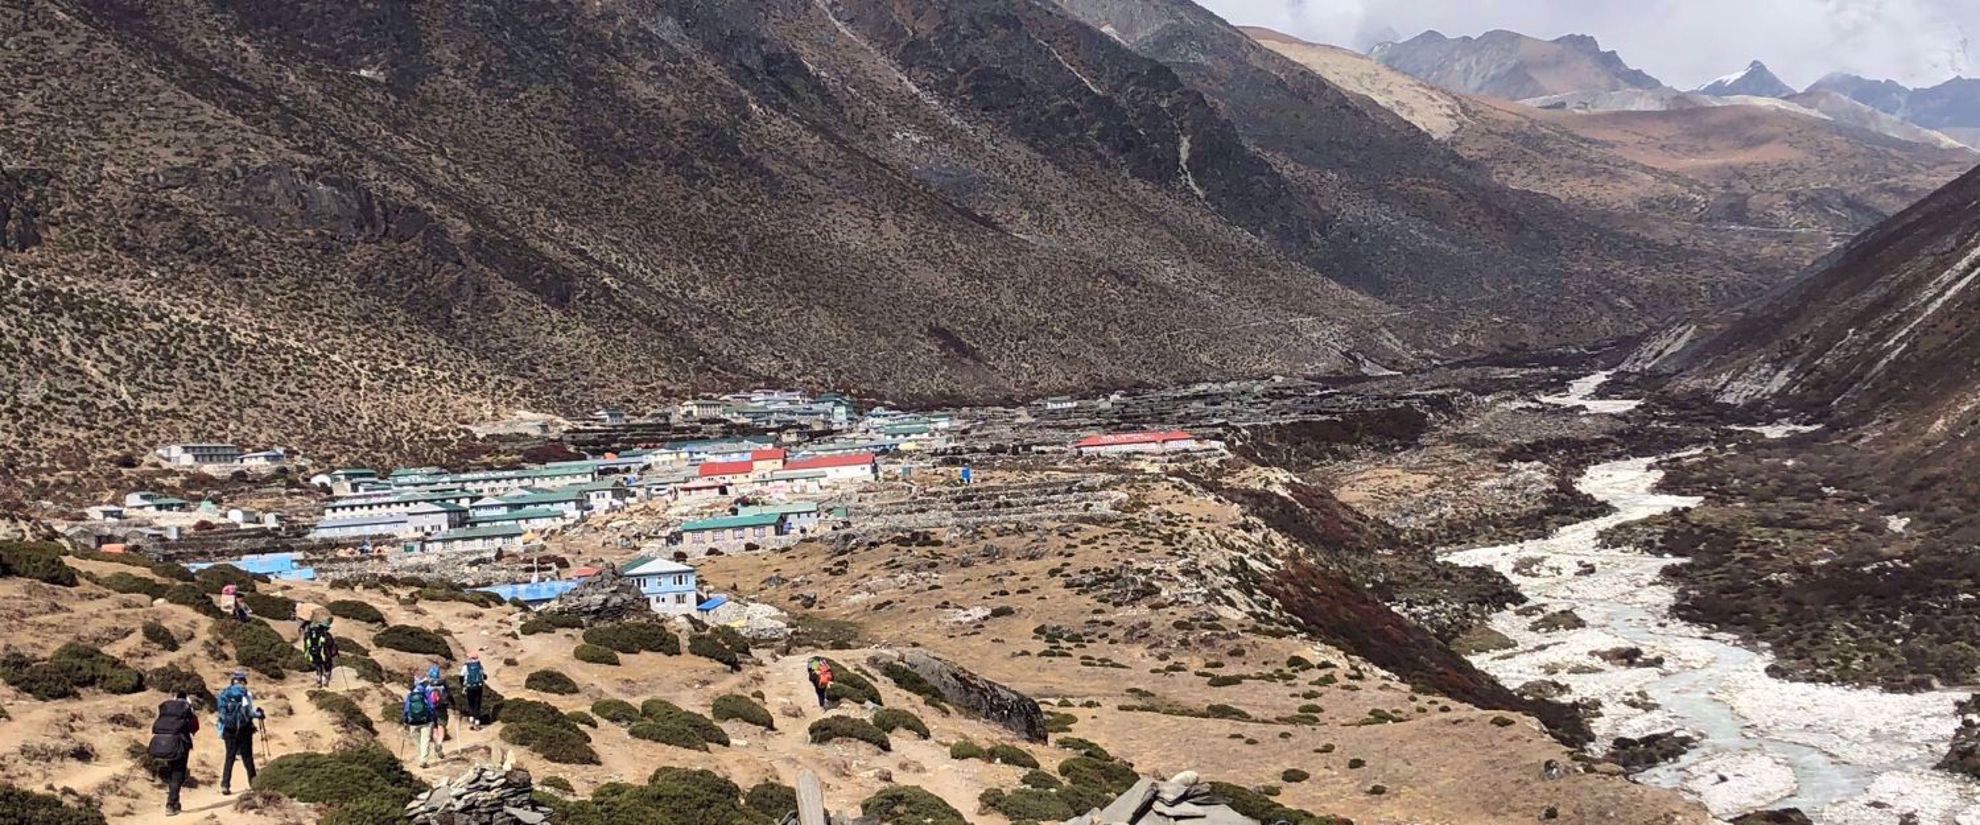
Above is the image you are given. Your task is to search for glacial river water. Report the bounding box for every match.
[1440,376,1980,824]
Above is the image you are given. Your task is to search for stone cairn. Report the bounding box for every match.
[405,764,553,825]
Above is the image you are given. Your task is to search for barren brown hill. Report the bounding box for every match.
[0,0,1801,473]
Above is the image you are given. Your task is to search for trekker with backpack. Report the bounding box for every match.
[218,585,250,622]
[215,670,263,795]
[424,665,453,756]
[806,657,834,709]
[459,652,489,730]
[148,689,199,816]
[404,675,437,768]
[303,620,339,688]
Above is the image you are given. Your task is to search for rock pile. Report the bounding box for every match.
[1067,771,1256,825]
[405,765,552,825]
[544,565,647,624]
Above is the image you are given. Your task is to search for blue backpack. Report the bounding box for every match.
[464,661,485,689]
[217,685,250,732]
[403,686,433,726]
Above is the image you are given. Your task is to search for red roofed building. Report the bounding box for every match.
[697,460,755,481]
[1070,430,1199,456]
[749,448,787,473]
[783,452,878,482]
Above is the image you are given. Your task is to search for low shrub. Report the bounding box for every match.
[539,776,575,794]
[257,744,425,812]
[141,621,180,651]
[325,600,386,624]
[591,698,639,725]
[242,591,297,620]
[216,619,307,678]
[0,786,107,825]
[573,644,620,666]
[582,623,678,655]
[860,786,964,825]
[0,644,145,699]
[745,780,797,819]
[500,723,600,765]
[374,625,452,658]
[1281,768,1310,783]
[1204,781,1351,825]
[499,699,585,733]
[687,633,743,670]
[981,787,1083,822]
[1054,737,1111,761]
[640,699,728,746]
[821,658,882,705]
[628,717,708,751]
[711,694,774,730]
[194,564,261,595]
[93,572,167,599]
[1059,756,1138,795]
[342,655,385,683]
[872,708,929,739]
[524,670,580,695]
[310,690,376,737]
[949,740,987,760]
[146,665,214,706]
[0,542,79,587]
[334,635,368,655]
[519,613,585,635]
[566,711,597,728]
[809,717,890,751]
[547,767,759,823]
[163,583,223,618]
[988,743,1039,768]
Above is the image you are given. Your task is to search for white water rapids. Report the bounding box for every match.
[1442,375,1980,824]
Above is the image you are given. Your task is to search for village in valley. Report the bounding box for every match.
[55,388,1225,632]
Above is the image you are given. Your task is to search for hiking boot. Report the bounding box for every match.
[220,786,231,796]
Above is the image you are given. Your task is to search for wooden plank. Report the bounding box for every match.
[797,769,827,825]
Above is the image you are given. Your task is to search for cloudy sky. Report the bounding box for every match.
[1196,0,1974,89]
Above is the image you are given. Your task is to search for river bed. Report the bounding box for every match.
[1443,378,1980,823]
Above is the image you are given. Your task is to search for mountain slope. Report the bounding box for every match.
[1368,29,1662,101]
[1654,163,1980,419]
[1803,73,1980,148]
[1052,1,1779,342]
[2,0,1430,471]
[1693,61,1795,98]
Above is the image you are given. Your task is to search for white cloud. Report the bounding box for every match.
[1196,0,1974,89]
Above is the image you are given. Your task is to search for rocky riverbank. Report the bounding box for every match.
[1441,379,1980,824]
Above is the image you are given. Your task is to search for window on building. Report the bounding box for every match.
[674,594,686,604]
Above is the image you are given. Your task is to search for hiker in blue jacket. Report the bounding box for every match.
[215,670,263,795]
[404,675,438,768]
[459,652,490,730]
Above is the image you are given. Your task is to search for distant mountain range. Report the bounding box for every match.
[1365,29,1980,150]
[1810,74,1980,147]
[1248,27,1974,253]
[1368,30,1662,101]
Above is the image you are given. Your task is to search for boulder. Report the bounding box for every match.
[867,649,1047,742]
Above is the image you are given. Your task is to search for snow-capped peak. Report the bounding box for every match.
[1694,60,1795,99]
